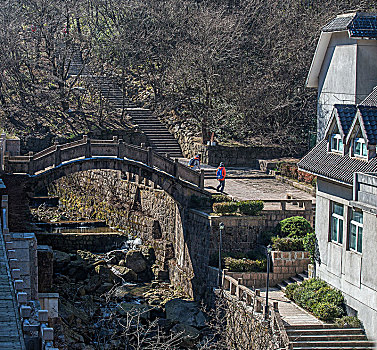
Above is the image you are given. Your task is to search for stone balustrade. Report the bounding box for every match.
[222,272,292,350]
[3,135,205,190]
[1,193,59,349]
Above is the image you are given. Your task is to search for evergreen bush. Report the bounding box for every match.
[275,216,313,238]
[213,202,238,214]
[271,236,305,251]
[212,194,233,203]
[334,316,362,328]
[313,302,343,321]
[224,257,267,272]
[284,283,299,300]
[238,200,264,215]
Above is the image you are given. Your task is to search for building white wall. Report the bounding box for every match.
[316,33,377,141]
[316,177,377,342]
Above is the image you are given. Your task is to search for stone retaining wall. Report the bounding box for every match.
[35,232,128,253]
[226,251,311,289]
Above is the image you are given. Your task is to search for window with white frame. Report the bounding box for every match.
[354,137,367,157]
[349,210,363,253]
[331,134,343,152]
[331,202,344,244]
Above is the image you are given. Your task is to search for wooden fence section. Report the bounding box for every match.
[222,272,292,350]
[3,135,204,189]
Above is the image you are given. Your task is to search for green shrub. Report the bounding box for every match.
[300,278,328,291]
[224,257,267,272]
[238,200,264,215]
[213,202,238,214]
[319,286,344,306]
[313,302,343,321]
[212,194,233,203]
[284,283,299,300]
[303,232,317,263]
[271,236,305,251]
[334,316,362,328]
[275,216,313,238]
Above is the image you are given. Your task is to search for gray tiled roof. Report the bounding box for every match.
[360,88,377,106]
[322,13,377,39]
[359,106,377,144]
[298,139,377,184]
[334,104,357,136]
[322,16,354,32]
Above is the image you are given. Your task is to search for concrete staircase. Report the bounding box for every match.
[126,108,183,158]
[286,324,375,349]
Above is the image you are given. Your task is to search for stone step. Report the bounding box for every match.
[287,328,366,336]
[292,341,375,349]
[289,334,367,342]
[292,347,374,350]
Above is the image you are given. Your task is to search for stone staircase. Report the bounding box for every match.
[126,108,183,158]
[277,271,309,291]
[285,324,375,349]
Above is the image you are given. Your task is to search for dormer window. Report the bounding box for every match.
[354,137,367,157]
[331,134,343,152]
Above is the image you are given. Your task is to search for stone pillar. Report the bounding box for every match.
[54,144,61,167]
[0,133,6,171]
[199,169,205,189]
[37,245,53,292]
[28,151,34,174]
[147,147,153,167]
[118,139,125,159]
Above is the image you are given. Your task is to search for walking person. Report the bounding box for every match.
[188,154,201,171]
[216,162,226,192]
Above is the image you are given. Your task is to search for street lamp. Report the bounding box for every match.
[265,244,272,320]
[218,222,225,288]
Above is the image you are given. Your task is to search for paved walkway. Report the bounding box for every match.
[201,165,315,204]
[259,287,323,326]
[0,232,25,349]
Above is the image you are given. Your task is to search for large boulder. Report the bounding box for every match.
[54,250,71,265]
[125,250,147,273]
[111,265,137,282]
[165,299,206,328]
[94,265,120,284]
[117,302,150,319]
[171,323,201,348]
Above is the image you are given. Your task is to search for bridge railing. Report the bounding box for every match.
[3,135,204,189]
[222,271,292,350]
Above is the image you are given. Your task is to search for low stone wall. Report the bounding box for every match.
[35,232,128,253]
[205,207,313,256]
[226,251,311,289]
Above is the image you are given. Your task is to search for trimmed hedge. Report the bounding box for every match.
[213,202,239,214]
[238,200,264,215]
[212,194,233,203]
[224,257,267,272]
[212,200,264,216]
[271,236,305,251]
[275,216,313,238]
[284,278,345,322]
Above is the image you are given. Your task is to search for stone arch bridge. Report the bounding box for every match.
[2,135,206,206]
[1,136,211,298]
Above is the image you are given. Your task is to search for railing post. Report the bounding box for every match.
[273,301,278,311]
[222,269,229,289]
[281,201,286,211]
[54,144,61,166]
[147,147,153,167]
[230,280,237,295]
[199,169,205,189]
[236,278,243,299]
[2,195,8,229]
[118,139,125,159]
[255,289,262,312]
[84,135,91,158]
[0,133,6,171]
[3,152,9,172]
[28,151,34,174]
[174,158,179,178]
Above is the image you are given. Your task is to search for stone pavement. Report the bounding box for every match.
[201,165,315,202]
[259,287,323,326]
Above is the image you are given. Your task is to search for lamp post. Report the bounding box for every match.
[218,222,225,288]
[265,244,272,320]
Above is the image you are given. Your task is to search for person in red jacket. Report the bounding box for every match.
[216,162,226,192]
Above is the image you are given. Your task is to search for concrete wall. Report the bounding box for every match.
[317,33,377,140]
[315,177,377,341]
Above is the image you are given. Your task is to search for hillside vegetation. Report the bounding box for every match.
[1,0,377,150]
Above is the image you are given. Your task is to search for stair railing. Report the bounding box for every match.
[222,271,292,350]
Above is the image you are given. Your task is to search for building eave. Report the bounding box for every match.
[298,166,352,187]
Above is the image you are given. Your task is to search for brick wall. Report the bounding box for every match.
[226,251,311,289]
